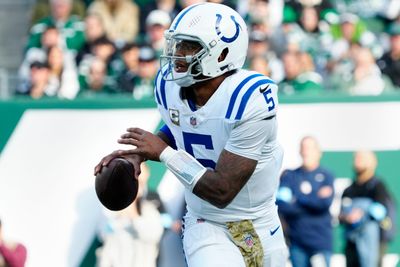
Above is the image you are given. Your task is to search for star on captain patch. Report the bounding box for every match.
[169,108,180,126]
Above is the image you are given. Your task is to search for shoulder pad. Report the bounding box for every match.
[154,67,175,110]
[224,71,278,121]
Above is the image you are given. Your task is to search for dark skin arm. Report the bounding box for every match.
[193,149,257,209]
[113,127,257,209]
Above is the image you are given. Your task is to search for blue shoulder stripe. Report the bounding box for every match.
[159,124,177,149]
[225,73,263,119]
[160,69,169,110]
[154,70,162,105]
[234,79,275,120]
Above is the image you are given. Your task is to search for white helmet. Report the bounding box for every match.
[160,3,249,86]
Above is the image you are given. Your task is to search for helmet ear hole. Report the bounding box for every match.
[194,64,202,72]
[190,63,202,75]
[218,48,229,63]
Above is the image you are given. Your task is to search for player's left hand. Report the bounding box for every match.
[118,127,168,161]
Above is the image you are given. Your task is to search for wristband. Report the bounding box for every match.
[160,146,207,191]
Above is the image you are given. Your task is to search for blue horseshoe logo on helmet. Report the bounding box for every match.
[215,14,241,43]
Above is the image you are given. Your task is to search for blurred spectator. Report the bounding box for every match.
[277,136,334,267]
[249,55,271,77]
[326,41,359,91]
[17,61,58,99]
[381,0,400,21]
[96,163,164,267]
[132,46,158,100]
[238,0,283,31]
[339,151,391,267]
[78,58,117,96]
[279,50,324,95]
[332,0,400,21]
[179,0,205,9]
[378,22,400,89]
[269,5,310,55]
[247,31,284,82]
[247,0,273,32]
[286,0,332,10]
[88,0,139,45]
[329,13,363,59]
[117,42,140,93]
[140,10,171,57]
[140,0,181,35]
[78,36,123,91]
[18,26,61,85]
[91,37,117,66]
[26,0,85,53]
[76,14,107,65]
[0,218,27,267]
[47,46,80,99]
[247,31,269,58]
[328,13,382,63]
[30,0,86,25]
[347,46,385,95]
[297,6,332,76]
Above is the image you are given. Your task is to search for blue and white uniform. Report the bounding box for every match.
[155,69,288,267]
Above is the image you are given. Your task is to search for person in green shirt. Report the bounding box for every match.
[279,50,324,96]
[78,57,118,97]
[26,0,85,53]
[131,46,158,100]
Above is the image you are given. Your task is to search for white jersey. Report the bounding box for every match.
[154,69,283,223]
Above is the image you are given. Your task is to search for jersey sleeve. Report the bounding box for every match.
[240,82,278,122]
[223,74,279,160]
[224,72,278,122]
[159,124,177,149]
[224,116,277,161]
[154,69,164,109]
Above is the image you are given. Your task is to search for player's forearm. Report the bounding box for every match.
[193,150,256,209]
[277,200,306,217]
[159,148,255,209]
[192,170,238,209]
[157,132,172,146]
[297,194,333,212]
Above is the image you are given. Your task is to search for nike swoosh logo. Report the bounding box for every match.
[270,225,280,236]
[259,84,270,93]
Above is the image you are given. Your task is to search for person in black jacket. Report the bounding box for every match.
[339,151,392,267]
[377,23,400,89]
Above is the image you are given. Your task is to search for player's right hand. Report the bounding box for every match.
[94,151,144,179]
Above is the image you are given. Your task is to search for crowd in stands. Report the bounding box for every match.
[12,0,400,100]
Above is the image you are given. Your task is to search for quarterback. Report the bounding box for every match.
[95,3,288,266]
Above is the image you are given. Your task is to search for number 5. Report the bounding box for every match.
[182,132,216,169]
[263,88,275,111]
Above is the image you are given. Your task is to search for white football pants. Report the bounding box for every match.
[182,212,288,267]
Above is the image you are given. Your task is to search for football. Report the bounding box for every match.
[95,157,138,211]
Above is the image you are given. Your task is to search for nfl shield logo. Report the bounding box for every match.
[190,116,197,126]
[244,234,254,247]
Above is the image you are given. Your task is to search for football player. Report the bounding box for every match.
[95,3,288,266]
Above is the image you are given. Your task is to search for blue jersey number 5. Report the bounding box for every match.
[262,87,275,111]
[182,132,216,169]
